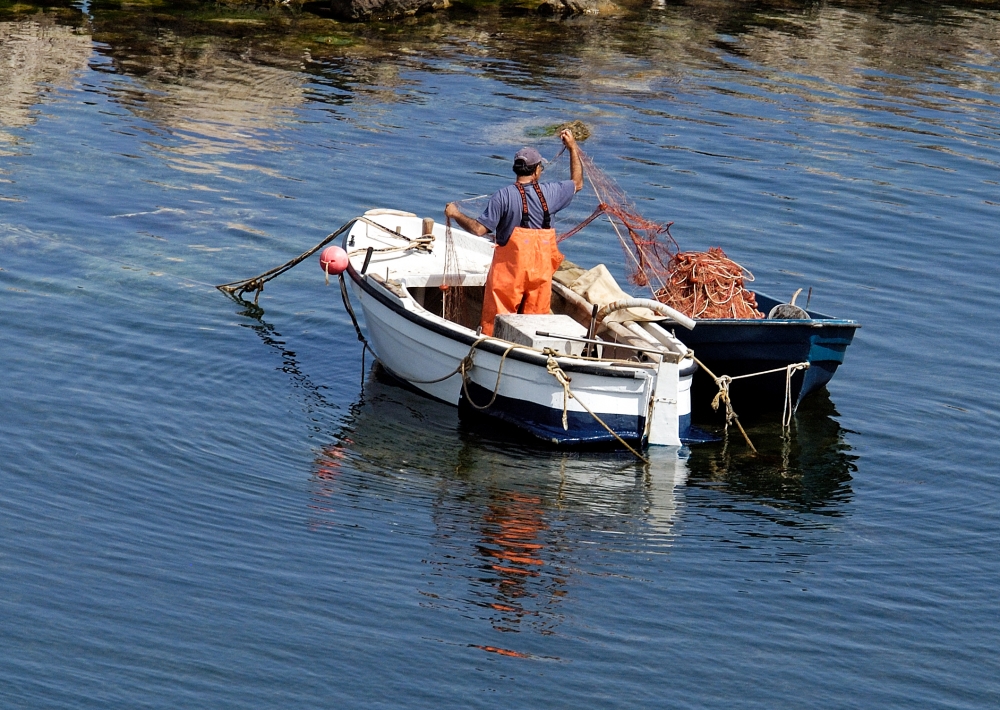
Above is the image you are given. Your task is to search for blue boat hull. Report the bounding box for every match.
[674,292,860,410]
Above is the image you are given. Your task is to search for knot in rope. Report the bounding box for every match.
[459,348,478,380]
[543,349,648,463]
[544,349,573,431]
[710,374,733,414]
[693,355,757,454]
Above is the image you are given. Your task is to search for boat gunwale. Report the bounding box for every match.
[690,317,861,328]
[345,261,674,380]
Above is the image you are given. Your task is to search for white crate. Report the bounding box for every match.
[494,314,588,356]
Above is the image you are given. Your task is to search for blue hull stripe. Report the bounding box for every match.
[460,381,693,446]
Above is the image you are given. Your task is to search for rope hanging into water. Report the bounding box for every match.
[782,362,810,429]
[691,356,811,452]
[543,350,649,464]
[692,355,756,453]
[339,272,368,347]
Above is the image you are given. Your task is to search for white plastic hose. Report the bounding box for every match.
[596,298,696,331]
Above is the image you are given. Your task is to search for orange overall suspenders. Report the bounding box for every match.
[480,182,565,336]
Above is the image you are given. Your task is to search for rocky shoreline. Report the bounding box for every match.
[330,0,618,21]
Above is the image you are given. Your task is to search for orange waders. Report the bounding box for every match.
[480,182,564,336]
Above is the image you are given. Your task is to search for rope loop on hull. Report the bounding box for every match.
[692,356,811,453]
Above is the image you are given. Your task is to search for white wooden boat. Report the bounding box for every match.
[337,209,700,448]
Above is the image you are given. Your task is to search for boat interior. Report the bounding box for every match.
[389,272,689,365]
[351,211,690,365]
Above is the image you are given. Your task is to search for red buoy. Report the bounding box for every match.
[319,245,349,276]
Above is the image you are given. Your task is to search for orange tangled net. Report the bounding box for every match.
[566,150,764,320]
[656,248,764,319]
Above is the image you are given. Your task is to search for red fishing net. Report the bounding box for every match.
[656,248,764,319]
[562,149,763,320]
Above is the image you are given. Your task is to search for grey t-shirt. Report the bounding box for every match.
[476,180,577,246]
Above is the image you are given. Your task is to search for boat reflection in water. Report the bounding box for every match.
[687,391,857,514]
[310,366,689,645]
[308,366,856,649]
[243,307,855,648]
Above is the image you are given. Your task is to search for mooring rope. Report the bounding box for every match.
[460,342,520,410]
[401,337,489,385]
[339,272,368,347]
[692,356,811,452]
[217,221,353,302]
[692,355,757,453]
[726,362,810,433]
[404,336,649,462]
[782,362,810,429]
[543,350,649,464]
[216,216,432,303]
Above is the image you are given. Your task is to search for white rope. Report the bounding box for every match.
[782,362,811,429]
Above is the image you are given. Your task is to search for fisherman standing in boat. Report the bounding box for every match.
[445,129,584,336]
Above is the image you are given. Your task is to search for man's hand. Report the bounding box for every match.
[445,202,463,219]
[560,128,578,151]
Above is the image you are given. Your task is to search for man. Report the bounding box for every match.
[445,129,584,336]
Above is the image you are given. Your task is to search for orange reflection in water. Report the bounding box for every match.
[476,491,564,634]
[470,644,532,659]
[307,443,347,531]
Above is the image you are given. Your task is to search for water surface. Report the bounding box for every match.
[2,1,999,707]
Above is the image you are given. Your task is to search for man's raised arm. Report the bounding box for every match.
[561,129,584,193]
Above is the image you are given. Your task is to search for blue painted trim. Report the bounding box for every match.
[461,382,696,447]
[461,381,644,444]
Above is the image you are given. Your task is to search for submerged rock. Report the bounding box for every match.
[331,0,451,21]
[535,0,616,15]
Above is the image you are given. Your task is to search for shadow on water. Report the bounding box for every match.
[230,298,343,426]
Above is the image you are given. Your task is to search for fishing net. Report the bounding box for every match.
[442,218,467,323]
[446,142,763,320]
[656,247,763,319]
[563,149,763,320]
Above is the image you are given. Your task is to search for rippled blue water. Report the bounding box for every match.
[2,4,999,707]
